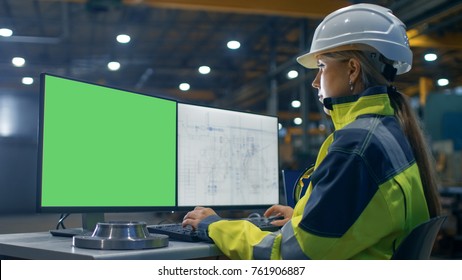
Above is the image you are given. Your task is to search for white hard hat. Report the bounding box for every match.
[297,3,412,75]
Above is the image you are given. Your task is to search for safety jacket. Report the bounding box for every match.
[197,86,430,259]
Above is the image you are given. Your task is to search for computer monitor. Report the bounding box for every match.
[37,74,280,234]
[177,103,279,209]
[37,74,177,227]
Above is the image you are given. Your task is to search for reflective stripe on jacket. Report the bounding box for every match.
[199,86,430,259]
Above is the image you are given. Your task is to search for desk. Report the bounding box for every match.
[0,232,223,260]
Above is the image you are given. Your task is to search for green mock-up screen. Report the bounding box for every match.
[40,75,177,208]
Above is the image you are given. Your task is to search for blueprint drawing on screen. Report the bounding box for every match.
[177,103,279,207]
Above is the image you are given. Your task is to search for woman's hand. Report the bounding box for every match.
[182,206,217,230]
[264,204,294,227]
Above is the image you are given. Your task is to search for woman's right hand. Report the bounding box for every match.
[264,204,294,227]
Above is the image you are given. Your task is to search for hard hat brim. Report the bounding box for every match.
[296,44,379,69]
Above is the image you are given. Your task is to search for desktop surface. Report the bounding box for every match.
[0,231,222,260]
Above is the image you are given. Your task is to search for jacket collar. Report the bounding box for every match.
[323,86,395,130]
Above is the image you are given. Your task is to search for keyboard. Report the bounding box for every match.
[147,224,202,242]
[246,216,283,232]
[147,216,283,242]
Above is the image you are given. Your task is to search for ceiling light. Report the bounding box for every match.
[179,83,190,91]
[278,123,283,130]
[424,53,437,62]
[0,28,13,37]
[287,70,299,79]
[107,61,121,71]
[227,40,241,50]
[291,100,301,108]
[198,66,211,74]
[437,78,449,87]
[12,57,25,67]
[116,34,131,44]
[22,77,34,85]
[294,117,303,125]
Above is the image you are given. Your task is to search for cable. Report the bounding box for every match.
[56,213,70,230]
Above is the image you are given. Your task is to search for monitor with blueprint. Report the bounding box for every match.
[177,103,279,209]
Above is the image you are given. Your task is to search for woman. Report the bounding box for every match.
[182,3,441,259]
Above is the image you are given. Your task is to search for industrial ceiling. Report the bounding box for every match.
[1,0,462,133]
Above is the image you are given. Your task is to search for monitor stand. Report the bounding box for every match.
[50,213,105,237]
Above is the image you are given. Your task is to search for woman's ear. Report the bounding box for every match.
[348,58,361,84]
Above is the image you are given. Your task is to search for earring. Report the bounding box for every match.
[349,80,354,92]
